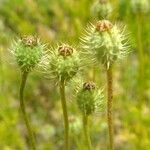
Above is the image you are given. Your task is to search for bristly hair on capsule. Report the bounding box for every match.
[11,35,46,73]
[80,20,130,69]
[42,43,86,83]
[76,81,104,116]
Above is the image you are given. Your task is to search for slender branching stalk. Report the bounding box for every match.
[59,79,69,150]
[20,72,36,150]
[106,66,114,150]
[44,43,83,149]
[83,114,92,150]
[11,35,45,149]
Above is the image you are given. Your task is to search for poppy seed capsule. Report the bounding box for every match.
[77,82,104,116]
[11,35,45,73]
[45,44,82,82]
[81,20,129,69]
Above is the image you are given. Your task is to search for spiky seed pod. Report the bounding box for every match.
[91,0,112,19]
[11,35,45,73]
[77,81,104,116]
[81,20,129,69]
[130,0,150,14]
[45,43,82,82]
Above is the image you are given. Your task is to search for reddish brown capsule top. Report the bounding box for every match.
[83,81,95,91]
[96,20,113,32]
[58,44,74,57]
[21,35,37,47]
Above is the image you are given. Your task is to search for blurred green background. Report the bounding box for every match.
[0,0,150,150]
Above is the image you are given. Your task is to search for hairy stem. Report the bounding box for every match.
[106,66,114,150]
[83,114,92,150]
[59,79,69,150]
[20,72,36,150]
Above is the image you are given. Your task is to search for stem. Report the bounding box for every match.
[136,13,144,149]
[20,72,36,150]
[83,114,92,150]
[106,66,114,150]
[59,79,69,150]
[137,13,144,79]
[136,12,144,105]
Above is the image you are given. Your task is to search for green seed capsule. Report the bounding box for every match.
[45,44,83,82]
[11,35,45,73]
[81,20,129,69]
[77,81,104,116]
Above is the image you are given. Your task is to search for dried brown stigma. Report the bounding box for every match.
[58,44,74,57]
[96,20,113,32]
[21,35,37,47]
[83,81,96,91]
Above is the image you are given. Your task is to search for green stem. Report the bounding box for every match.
[20,72,36,150]
[83,114,92,150]
[106,66,114,150]
[136,12,144,105]
[59,79,69,150]
[137,13,144,78]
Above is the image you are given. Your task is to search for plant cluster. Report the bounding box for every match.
[9,1,130,150]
